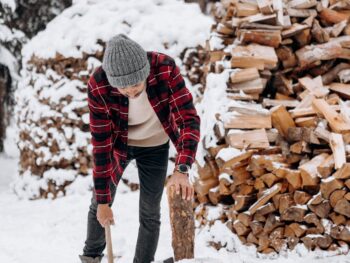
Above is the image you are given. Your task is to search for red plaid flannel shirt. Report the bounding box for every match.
[87,51,201,204]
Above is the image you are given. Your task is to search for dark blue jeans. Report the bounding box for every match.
[82,139,170,263]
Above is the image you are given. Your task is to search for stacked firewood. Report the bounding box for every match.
[14,52,97,198]
[187,0,350,255]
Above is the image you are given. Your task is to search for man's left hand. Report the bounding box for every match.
[167,171,194,201]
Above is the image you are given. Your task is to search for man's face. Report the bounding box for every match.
[116,80,146,99]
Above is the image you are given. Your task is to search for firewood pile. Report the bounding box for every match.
[14,51,98,198]
[183,0,350,255]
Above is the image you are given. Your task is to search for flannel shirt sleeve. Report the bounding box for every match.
[87,79,113,204]
[168,60,201,170]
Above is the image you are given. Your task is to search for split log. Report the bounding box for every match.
[329,132,346,169]
[270,105,296,138]
[320,177,344,199]
[311,19,330,43]
[263,99,299,108]
[237,29,281,47]
[296,39,350,69]
[333,163,350,179]
[330,189,347,208]
[276,46,298,69]
[298,76,329,98]
[282,23,309,38]
[329,83,350,99]
[294,191,311,205]
[322,63,350,84]
[248,183,282,215]
[312,98,350,133]
[308,200,331,218]
[230,68,260,83]
[227,78,264,94]
[233,194,257,212]
[295,116,318,128]
[232,13,277,27]
[334,199,350,218]
[236,2,259,17]
[166,184,194,261]
[231,44,278,69]
[281,206,307,222]
[299,153,329,187]
[288,223,307,237]
[226,129,269,149]
[224,112,272,129]
[319,8,350,24]
[193,176,219,196]
[317,154,335,177]
[287,127,320,144]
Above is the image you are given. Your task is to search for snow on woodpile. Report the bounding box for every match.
[178,0,350,258]
[11,0,213,200]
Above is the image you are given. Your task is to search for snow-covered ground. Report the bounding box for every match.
[1,122,350,263]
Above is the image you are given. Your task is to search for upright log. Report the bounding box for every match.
[166,184,195,261]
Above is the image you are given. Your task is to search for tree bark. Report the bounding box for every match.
[166,184,195,261]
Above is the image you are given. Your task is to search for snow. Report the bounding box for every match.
[294,204,308,210]
[0,0,16,12]
[175,259,222,263]
[322,219,333,235]
[218,173,233,183]
[0,24,24,42]
[215,147,242,162]
[0,44,20,81]
[307,193,322,205]
[322,176,335,183]
[195,70,232,166]
[22,0,214,63]
[208,33,225,51]
[206,205,224,221]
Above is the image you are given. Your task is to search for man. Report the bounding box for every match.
[79,34,201,263]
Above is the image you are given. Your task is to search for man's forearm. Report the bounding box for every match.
[88,79,113,204]
[168,60,201,170]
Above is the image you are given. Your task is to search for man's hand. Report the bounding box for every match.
[97,204,115,227]
[167,171,194,201]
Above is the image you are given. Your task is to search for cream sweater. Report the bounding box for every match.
[127,87,169,146]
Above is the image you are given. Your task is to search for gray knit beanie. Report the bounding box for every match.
[102,34,150,88]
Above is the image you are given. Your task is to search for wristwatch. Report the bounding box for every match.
[175,164,190,174]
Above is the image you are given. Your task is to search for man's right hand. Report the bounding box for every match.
[97,204,115,227]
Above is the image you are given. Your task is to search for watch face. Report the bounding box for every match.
[179,164,188,173]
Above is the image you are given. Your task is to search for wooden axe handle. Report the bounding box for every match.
[105,223,114,263]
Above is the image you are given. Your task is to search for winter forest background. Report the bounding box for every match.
[1,0,350,262]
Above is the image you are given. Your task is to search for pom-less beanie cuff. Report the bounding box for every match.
[106,60,150,88]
